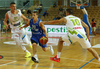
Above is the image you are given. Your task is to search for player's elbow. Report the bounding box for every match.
[85,25,89,30]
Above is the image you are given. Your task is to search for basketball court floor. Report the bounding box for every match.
[0,32,100,69]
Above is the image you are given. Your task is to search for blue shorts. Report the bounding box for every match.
[31,34,47,48]
[83,14,92,35]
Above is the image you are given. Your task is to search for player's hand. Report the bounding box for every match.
[45,36,48,42]
[19,27,24,30]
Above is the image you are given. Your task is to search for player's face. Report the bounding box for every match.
[10,4,16,11]
[32,13,38,19]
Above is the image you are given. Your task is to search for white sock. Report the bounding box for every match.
[34,54,39,61]
[98,58,100,62]
[57,52,61,58]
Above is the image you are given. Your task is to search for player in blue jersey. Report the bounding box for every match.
[20,11,54,63]
[78,5,92,35]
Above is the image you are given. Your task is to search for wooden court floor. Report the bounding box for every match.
[0,32,100,69]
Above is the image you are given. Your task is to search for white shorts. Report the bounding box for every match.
[11,27,30,43]
[61,33,91,49]
[92,27,96,32]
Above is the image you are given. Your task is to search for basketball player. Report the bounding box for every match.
[78,5,92,35]
[20,11,54,63]
[4,2,32,58]
[43,9,100,63]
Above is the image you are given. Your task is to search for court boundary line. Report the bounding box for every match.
[0,61,16,66]
[0,51,100,65]
[78,58,95,69]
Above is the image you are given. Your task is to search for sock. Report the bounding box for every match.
[34,54,39,61]
[57,52,61,58]
[98,58,100,62]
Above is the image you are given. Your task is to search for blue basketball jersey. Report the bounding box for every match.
[29,18,46,48]
[29,18,44,35]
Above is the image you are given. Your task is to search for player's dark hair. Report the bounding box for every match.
[66,9,73,14]
[33,10,38,15]
[10,2,16,6]
[92,18,95,22]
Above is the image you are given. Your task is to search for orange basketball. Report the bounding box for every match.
[39,36,48,45]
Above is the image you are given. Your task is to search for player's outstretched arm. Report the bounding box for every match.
[21,14,29,22]
[4,13,9,29]
[42,17,67,25]
[81,20,90,41]
[20,14,30,30]
[19,21,30,30]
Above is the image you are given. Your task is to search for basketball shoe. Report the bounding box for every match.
[50,45,54,55]
[25,52,31,58]
[31,56,39,63]
[50,55,60,63]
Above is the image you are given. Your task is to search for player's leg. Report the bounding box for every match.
[20,28,32,49]
[12,34,31,57]
[39,43,54,55]
[31,37,39,63]
[87,47,99,60]
[80,6,88,15]
[39,34,54,55]
[50,34,71,63]
[79,38,100,62]
[80,6,92,35]
[50,37,64,63]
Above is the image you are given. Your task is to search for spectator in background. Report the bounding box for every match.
[63,6,67,12]
[35,3,42,13]
[63,11,66,17]
[92,18,96,35]
[43,11,48,17]
[27,9,32,18]
[56,15,61,20]
[59,6,63,17]
[59,6,63,12]
[53,2,57,8]
[53,15,57,20]
[40,3,43,6]
[39,3,43,13]
[59,11,63,17]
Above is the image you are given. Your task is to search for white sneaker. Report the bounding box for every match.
[50,45,54,55]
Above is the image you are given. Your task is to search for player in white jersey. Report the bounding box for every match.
[4,2,32,58]
[43,9,100,63]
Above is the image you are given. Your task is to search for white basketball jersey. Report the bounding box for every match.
[7,9,23,27]
[65,15,86,34]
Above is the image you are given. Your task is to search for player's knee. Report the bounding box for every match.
[59,37,64,42]
[32,43,37,47]
[42,48,47,52]
[87,47,93,52]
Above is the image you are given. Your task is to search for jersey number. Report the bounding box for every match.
[71,19,80,26]
[32,25,38,31]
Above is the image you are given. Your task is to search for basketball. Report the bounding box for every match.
[39,36,48,45]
